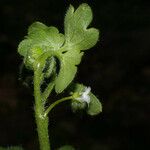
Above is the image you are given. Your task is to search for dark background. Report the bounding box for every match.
[0,0,150,150]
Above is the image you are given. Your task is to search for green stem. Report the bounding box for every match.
[44,96,73,117]
[42,81,55,102]
[34,70,51,150]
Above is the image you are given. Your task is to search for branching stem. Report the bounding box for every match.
[34,69,51,150]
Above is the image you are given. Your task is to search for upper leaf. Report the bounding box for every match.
[18,3,99,94]
[55,4,99,93]
[27,22,64,50]
[64,3,99,50]
[18,22,64,69]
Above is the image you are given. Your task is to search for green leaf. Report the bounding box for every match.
[57,145,75,150]
[55,4,99,93]
[0,146,23,150]
[55,50,83,93]
[70,84,102,115]
[18,22,64,69]
[64,3,99,50]
[18,3,99,93]
[28,22,64,50]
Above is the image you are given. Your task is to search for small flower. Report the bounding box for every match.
[76,86,91,105]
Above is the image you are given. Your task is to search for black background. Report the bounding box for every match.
[0,0,150,150]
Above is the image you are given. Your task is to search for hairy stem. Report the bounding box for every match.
[34,70,51,150]
[42,81,55,102]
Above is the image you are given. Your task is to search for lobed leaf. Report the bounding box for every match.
[18,3,99,94]
[18,22,64,69]
[55,4,99,93]
[64,3,99,50]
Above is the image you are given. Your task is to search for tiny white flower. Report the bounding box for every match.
[76,86,91,105]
